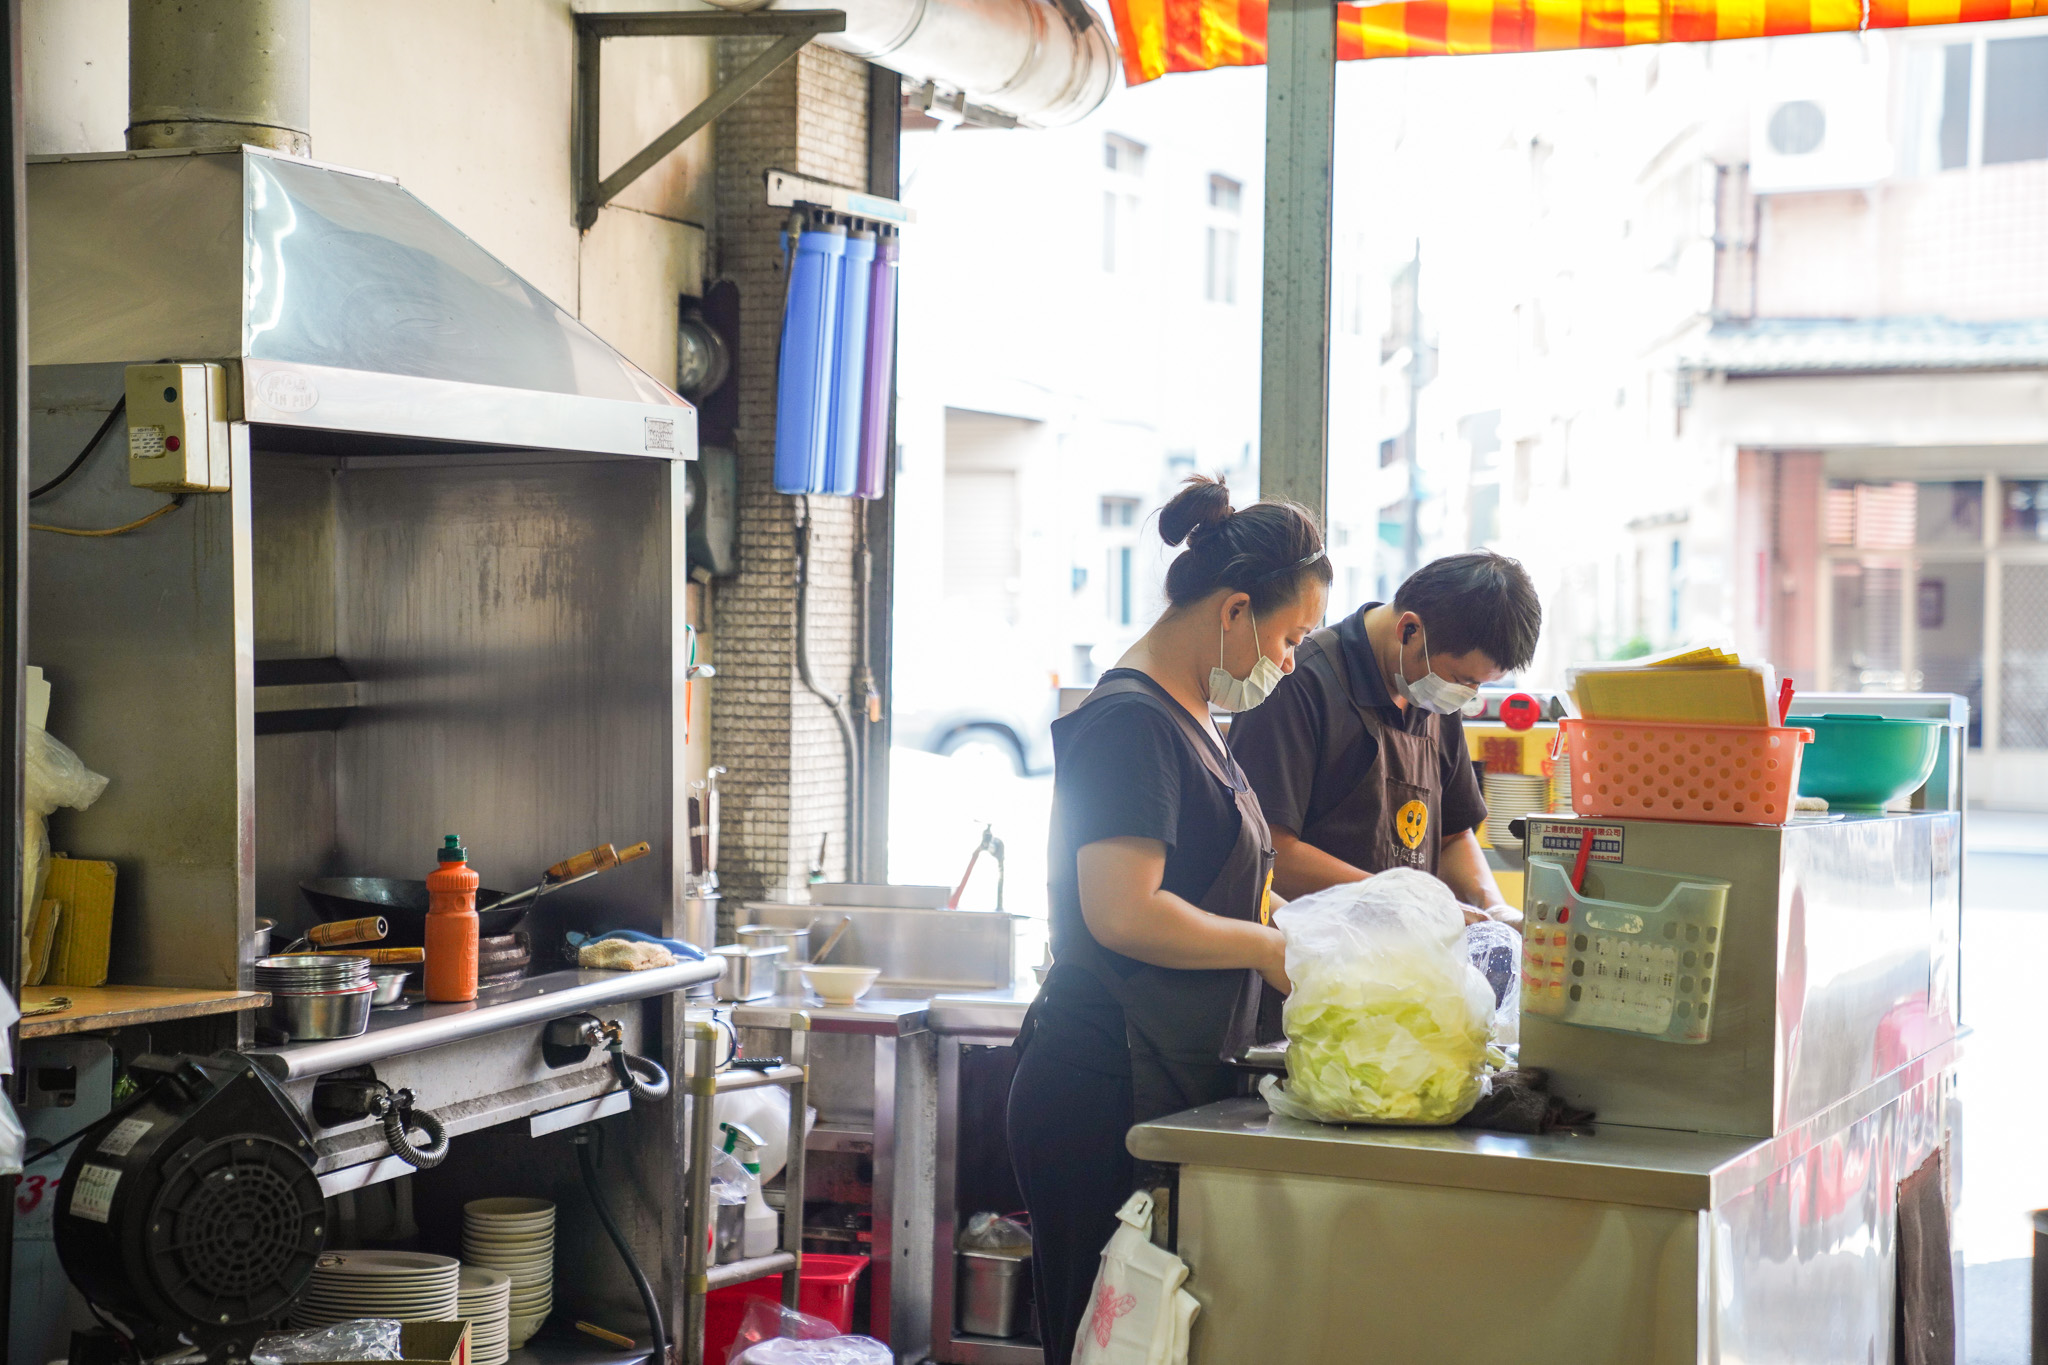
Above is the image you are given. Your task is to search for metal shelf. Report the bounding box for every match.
[706,1250,800,1290]
[681,1015,811,1365]
[709,1062,806,1093]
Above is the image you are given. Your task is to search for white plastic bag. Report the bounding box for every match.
[1260,868,1496,1125]
[1071,1192,1199,1365]
[21,727,107,977]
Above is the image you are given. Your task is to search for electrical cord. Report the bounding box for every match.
[23,1079,164,1165]
[574,1124,667,1365]
[31,394,126,500]
[31,494,185,537]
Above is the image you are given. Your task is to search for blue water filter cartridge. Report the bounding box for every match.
[823,229,877,496]
[855,233,900,500]
[774,218,846,495]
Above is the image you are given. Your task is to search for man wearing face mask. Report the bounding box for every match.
[1228,551,1543,925]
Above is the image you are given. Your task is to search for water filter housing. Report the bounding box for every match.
[774,222,846,494]
[824,230,877,497]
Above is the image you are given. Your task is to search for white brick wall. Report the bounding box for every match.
[710,40,869,903]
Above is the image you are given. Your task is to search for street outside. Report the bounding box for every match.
[893,750,2047,1360]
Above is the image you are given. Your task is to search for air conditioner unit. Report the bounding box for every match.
[1749,62,1894,193]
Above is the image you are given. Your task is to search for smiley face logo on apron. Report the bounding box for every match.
[1396,799,1430,850]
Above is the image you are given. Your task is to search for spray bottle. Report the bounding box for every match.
[718,1119,778,1258]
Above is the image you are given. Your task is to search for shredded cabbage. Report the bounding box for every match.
[1261,869,1497,1125]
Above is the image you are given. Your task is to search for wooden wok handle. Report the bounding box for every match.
[308,915,388,947]
[284,945,423,964]
[545,840,653,882]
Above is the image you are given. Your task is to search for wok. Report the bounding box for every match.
[303,840,651,944]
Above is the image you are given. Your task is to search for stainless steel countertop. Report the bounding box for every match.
[926,983,1037,1034]
[1127,1098,1760,1211]
[244,959,723,1079]
[730,981,1039,1036]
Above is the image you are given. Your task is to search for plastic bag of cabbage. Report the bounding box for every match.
[1259,869,1497,1126]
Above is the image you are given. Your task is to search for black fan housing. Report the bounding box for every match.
[55,1053,326,1348]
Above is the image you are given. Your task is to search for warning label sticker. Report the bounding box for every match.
[1530,822,1625,863]
[128,425,166,458]
[644,416,676,452]
[95,1117,154,1159]
[69,1164,121,1224]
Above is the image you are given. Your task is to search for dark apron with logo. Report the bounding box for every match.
[1294,626,1444,877]
[1025,674,1276,1126]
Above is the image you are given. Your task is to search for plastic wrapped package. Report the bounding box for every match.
[252,1319,404,1363]
[958,1212,1032,1252]
[1260,869,1496,1126]
[21,728,107,973]
[727,1300,891,1365]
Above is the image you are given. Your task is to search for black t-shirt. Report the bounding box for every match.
[1228,603,1487,852]
[1035,670,1245,1074]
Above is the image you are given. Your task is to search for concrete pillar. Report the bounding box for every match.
[710,41,870,905]
[128,0,310,155]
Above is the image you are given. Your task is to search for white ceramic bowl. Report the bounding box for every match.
[801,964,881,1005]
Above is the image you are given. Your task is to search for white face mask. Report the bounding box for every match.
[1395,622,1479,716]
[1209,605,1285,713]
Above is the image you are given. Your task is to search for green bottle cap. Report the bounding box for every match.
[438,834,467,863]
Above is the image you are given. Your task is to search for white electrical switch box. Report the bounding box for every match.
[125,362,233,491]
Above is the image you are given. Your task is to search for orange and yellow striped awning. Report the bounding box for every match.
[1111,0,2048,84]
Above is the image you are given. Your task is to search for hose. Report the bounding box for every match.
[575,1125,667,1365]
[795,497,861,873]
[379,1089,450,1170]
[608,1039,672,1102]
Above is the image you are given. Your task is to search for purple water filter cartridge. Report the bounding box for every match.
[855,233,900,500]
[774,218,846,495]
[823,229,876,496]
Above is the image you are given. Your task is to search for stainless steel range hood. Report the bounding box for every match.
[28,145,694,459]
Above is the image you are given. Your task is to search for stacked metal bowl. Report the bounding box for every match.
[255,954,376,1040]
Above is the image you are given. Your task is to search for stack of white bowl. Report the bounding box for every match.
[291,1250,460,1328]
[457,1266,514,1365]
[1481,772,1550,845]
[462,1198,555,1348]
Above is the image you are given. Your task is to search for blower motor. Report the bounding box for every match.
[54,1052,327,1355]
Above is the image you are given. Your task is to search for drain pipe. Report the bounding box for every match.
[705,0,1117,128]
[128,0,312,155]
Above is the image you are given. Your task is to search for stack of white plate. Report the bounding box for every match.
[291,1250,460,1328]
[462,1198,555,1348]
[458,1265,514,1365]
[1549,751,1574,813]
[1482,772,1550,845]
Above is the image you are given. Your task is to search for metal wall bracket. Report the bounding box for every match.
[573,9,850,231]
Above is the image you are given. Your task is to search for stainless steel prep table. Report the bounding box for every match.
[1129,1038,1957,1365]
[927,988,1039,1365]
[245,960,721,1190]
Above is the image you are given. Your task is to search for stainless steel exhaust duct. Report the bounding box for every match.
[128,0,312,155]
[712,0,1118,127]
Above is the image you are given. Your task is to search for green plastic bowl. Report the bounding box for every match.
[1796,714,1942,812]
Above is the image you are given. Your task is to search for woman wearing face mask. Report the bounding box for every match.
[1226,550,1544,921]
[1007,476,1330,1365]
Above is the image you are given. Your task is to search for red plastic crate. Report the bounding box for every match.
[704,1253,869,1362]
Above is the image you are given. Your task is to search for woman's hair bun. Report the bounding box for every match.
[1158,475,1235,547]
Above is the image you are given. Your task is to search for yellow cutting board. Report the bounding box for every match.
[1571,666,1772,726]
[43,855,116,987]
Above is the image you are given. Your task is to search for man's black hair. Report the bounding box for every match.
[1392,550,1542,672]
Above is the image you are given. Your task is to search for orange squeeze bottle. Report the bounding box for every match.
[424,834,480,1002]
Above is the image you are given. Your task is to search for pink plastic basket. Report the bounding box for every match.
[1557,718,1815,826]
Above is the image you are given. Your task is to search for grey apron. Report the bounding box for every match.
[1032,674,1276,1125]
[1294,626,1445,877]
